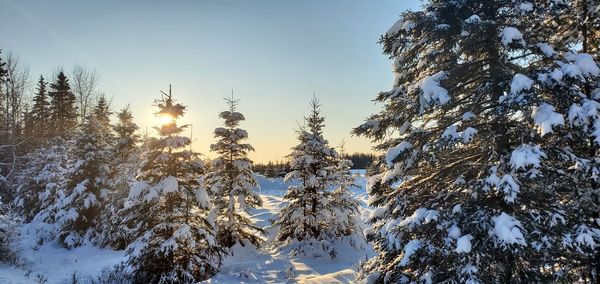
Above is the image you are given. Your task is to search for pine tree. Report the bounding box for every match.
[28,76,51,147]
[205,96,264,249]
[55,96,114,248]
[275,98,356,248]
[93,95,111,129]
[120,86,223,283]
[354,1,597,282]
[49,71,77,138]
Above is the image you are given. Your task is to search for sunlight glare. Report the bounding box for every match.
[158,113,175,126]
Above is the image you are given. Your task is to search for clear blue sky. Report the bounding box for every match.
[0,0,420,162]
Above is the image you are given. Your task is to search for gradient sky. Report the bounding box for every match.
[0,0,420,162]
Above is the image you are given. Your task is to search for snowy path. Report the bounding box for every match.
[2,173,372,284]
[209,174,373,283]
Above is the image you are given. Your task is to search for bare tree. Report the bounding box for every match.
[71,64,99,123]
[0,52,30,179]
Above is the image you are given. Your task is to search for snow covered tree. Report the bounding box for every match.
[98,105,140,249]
[14,143,68,222]
[205,96,264,249]
[120,86,223,283]
[354,1,599,282]
[113,105,140,162]
[525,1,600,279]
[275,98,357,247]
[49,71,77,138]
[25,142,69,243]
[55,96,114,248]
[93,95,111,129]
[329,144,360,238]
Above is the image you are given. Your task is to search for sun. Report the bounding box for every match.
[158,113,175,126]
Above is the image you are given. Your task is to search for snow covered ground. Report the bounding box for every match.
[0,171,374,284]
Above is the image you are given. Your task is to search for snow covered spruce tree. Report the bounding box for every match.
[120,86,223,283]
[21,143,68,243]
[205,96,264,249]
[55,96,114,248]
[14,143,68,222]
[329,144,360,238]
[275,98,358,250]
[113,105,140,162]
[354,2,599,282]
[99,105,140,249]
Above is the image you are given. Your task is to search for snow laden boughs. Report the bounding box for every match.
[275,98,359,254]
[205,96,264,249]
[530,0,600,277]
[14,143,68,223]
[119,86,224,283]
[52,97,114,248]
[355,1,599,283]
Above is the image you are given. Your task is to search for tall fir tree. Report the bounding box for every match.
[120,86,223,282]
[205,96,264,249]
[29,76,50,147]
[49,71,77,138]
[275,98,358,248]
[354,1,599,282]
